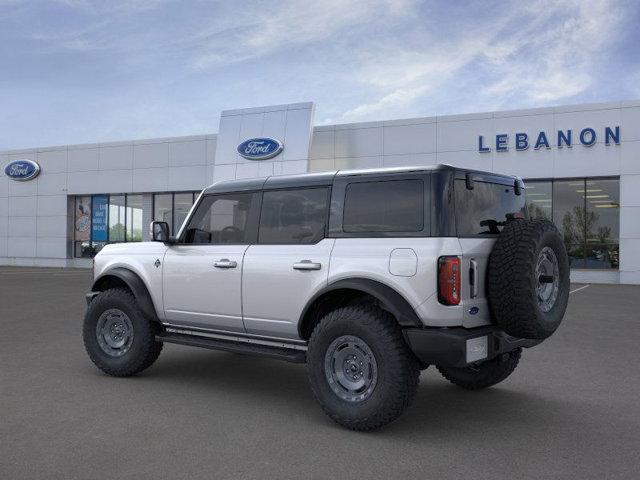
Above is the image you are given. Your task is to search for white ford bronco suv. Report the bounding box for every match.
[83,165,570,430]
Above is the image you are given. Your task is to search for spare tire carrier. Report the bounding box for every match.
[536,246,560,313]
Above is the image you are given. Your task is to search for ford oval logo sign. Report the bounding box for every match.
[237,137,283,160]
[4,159,41,181]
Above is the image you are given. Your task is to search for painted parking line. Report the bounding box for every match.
[570,284,590,294]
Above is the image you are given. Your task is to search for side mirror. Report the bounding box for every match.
[151,221,170,242]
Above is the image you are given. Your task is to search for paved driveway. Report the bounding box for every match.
[1,267,639,479]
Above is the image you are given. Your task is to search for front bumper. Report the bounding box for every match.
[403,326,542,368]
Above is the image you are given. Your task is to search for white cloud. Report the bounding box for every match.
[0,0,633,149]
[338,36,492,121]
[334,0,625,122]
[482,0,621,105]
[191,0,415,69]
[339,85,429,121]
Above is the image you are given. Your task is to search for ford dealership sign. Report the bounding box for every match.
[237,138,283,160]
[4,159,41,181]
[478,126,620,152]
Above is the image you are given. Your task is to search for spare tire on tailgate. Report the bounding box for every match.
[488,219,570,340]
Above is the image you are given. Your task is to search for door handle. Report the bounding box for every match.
[469,259,478,298]
[293,260,322,271]
[214,259,237,269]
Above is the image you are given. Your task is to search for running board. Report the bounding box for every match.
[156,332,307,363]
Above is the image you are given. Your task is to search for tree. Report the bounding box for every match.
[109,223,125,242]
[528,203,551,221]
[561,205,598,245]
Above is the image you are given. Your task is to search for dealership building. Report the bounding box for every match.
[1,100,639,284]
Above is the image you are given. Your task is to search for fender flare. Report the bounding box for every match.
[298,278,422,337]
[91,267,159,322]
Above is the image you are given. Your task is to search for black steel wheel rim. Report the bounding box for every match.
[96,308,134,357]
[536,246,560,313]
[324,335,378,403]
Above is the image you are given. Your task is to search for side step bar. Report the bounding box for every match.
[156,332,307,363]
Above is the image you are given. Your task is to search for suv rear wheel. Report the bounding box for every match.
[307,304,420,431]
[83,287,163,376]
[437,348,521,390]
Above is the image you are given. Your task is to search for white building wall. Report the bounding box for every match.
[213,102,314,181]
[0,134,217,267]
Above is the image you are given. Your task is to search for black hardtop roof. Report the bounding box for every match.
[202,164,520,195]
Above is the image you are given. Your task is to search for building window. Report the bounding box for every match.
[524,180,552,221]
[74,196,92,258]
[73,193,145,258]
[174,192,195,235]
[126,194,143,242]
[154,193,172,226]
[585,179,619,269]
[109,195,126,242]
[525,178,619,270]
[152,191,198,235]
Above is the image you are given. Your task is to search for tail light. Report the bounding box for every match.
[438,256,461,305]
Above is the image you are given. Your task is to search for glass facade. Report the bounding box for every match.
[174,193,195,234]
[108,195,126,243]
[74,196,92,257]
[152,191,199,236]
[524,180,552,221]
[525,178,620,270]
[126,194,143,242]
[74,193,145,258]
[153,193,172,226]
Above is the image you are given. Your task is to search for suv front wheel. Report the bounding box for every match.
[83,287,163,377]
[307,304,420,431]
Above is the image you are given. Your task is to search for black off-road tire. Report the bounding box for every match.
[437,348,522,390]
[83,288,163,376]
[488,219,570,339]
[307,304,420,431]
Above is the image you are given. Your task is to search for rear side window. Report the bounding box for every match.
[455,180,526,236]
[343,180,424,233]
[259,188,329,244]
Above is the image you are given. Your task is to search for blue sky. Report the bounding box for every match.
[1,0,639,150]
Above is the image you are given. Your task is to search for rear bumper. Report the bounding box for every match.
[403,326,542,368]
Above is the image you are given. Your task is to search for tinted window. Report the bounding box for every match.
[259,188,329,244]
[455,180,525,236]
[343,180,424,233]
[184,193,254,244]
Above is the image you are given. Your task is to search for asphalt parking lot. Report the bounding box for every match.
[1,267,639,480]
